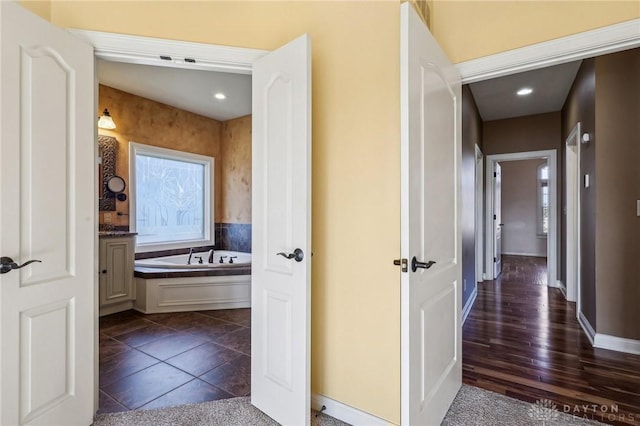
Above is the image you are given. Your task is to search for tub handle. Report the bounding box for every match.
[277,248,304,262]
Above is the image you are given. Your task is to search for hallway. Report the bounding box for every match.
[463,256,640,425]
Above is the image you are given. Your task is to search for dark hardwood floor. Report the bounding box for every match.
[98,308,251,414]
[463,255,640,426]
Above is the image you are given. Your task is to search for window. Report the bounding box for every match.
[537,164,549,236]
[129,142,214,252]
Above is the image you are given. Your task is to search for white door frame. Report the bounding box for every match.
[475,144,484,283]
[485,150,557,286]
[457,19,640,84]
[565,123,581,309]
[67,30,314,418]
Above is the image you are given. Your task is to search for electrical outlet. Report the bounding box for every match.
[103,212,112,223]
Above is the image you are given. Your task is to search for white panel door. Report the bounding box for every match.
[493,163,502,278]
[400,3,462,425]
[251,34,311,426]
[0,3,95,425]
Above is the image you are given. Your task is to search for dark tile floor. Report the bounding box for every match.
[98,308,251,414]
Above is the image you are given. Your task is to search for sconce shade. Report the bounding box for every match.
[98,108,116,129]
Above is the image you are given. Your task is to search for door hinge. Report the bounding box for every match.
[494,172,497,177]
[493,214,496,220]
[393,258,408,273]
[494,257,497,262]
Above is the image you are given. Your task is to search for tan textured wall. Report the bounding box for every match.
[98,84,222,227]
[595,49,640,340]
[220,115,252,224]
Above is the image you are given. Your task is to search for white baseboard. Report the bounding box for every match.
[462,285,478,325]
[501,251,547,257]
[594,333,640,356]
[311,393,389,426]
[578,311,596,345]
[550,280,567,298]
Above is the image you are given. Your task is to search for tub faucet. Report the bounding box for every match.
[208,249,215,264]
[187,248,194,265]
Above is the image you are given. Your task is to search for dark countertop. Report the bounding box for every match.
[99,231,137,238]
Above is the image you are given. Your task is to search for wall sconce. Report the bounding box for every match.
[98,108,116,130]
[581,133,591,144]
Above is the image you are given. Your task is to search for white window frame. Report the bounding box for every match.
[129,142,215,252]
[537,163,549,237]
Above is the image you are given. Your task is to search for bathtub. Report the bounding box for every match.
[135,250,251,269]
[133,250,251,314]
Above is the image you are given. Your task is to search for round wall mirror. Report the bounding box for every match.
[106,175,126,193]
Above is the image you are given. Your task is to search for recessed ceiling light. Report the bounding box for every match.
[214,93,226,100]
[517,88,533,96]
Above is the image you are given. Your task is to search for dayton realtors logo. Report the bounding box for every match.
[527,399,560,425]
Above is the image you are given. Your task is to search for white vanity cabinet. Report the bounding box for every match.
[99,233,136,316]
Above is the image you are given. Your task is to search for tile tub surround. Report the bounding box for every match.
[98,309,251,414]
[215,223,251,253]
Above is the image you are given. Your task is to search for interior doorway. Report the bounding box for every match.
[484,150,558,288]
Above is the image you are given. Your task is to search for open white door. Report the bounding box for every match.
[0,2,95,425]
[493,162,503,278]
[400,4,462,425]
[251,34,311,426]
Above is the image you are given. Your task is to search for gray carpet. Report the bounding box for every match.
[92,385,606,426]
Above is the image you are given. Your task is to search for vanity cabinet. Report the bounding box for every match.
[99,234,135,316]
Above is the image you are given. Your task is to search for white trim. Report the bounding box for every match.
[128,142,215,253]
[548,279,566,294]
[501,251,547,257]
[456,19,640,83]
[462,285,478,325]
[474,144,484,283]
[485,150,557,287]
[311,393,388,426]
[565,123,581,309]
[578,311,596,346]
[68,29,268,74]
[594,334,640,356]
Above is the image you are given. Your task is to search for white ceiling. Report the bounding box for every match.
[469,61,582,122]
[98,59,252,122]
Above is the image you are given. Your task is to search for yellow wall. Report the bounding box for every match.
[20,0,50,21]
[51,1,402,422]
[432,0,640,63]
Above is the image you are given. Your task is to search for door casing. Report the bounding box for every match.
[484,150,558,286]
[69,31,314,420]
[565,123,581,308]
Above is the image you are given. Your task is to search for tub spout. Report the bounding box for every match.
[208,249,215,264]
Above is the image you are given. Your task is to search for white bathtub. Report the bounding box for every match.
[135,250,251,269]
[133,250,251,314]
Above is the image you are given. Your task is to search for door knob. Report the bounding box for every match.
[276,248,304,262]
[0,257,42,274]
[411,256,435,272]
